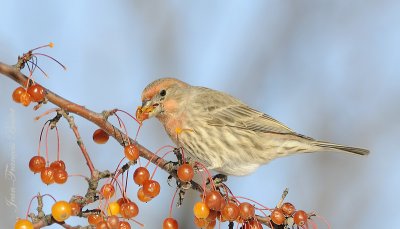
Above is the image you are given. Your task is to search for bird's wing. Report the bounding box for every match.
[206,104,297,135]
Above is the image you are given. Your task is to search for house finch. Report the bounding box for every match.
[137,78,369,176]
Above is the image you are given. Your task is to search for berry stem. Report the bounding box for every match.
[55,126,60,161]
[145,145,175,168]
[169,188,179,218]
[150,150,174,179]
[37,120,50,156]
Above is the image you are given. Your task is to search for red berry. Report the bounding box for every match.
[293,210,308,226]
[40,167,55,185]
[29,156,46,173]
[281,202,296,216]
[50,160,66,171]
[12,87,25,103]
[238,202,255,220]
[27,84,45,102]
[163,217,178,229]
[93,129,109,144]
[54,169,68,184]
[221,201,239,221]
[177,163,194,182]
[100,184,115,199]
[270,209,285,225]
[120,202,139,219]
[117,197,131,206]
[124,144,139,161]
[142,180,160,198]
[133,167,150,185]
[205,190,223,211]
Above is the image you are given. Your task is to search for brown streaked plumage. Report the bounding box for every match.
[138,78,369,176]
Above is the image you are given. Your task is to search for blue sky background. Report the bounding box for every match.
[1,1,399,228]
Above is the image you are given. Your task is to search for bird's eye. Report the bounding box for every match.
[160,89,166,96]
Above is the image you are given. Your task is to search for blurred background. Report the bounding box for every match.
[1,0,399,228]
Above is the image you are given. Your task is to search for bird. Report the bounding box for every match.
[136,78,369,176]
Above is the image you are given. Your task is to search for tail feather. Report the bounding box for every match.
[312,141,370,155]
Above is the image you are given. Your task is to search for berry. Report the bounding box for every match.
[142,179,161,198]
[120,202,139,219]
[69,202,81,216]
[243,220,263,229]
[117,197,131,206]
[88,214,103,225]
[206,219,216,229]
[163,217,178,229]
[270,209,285,225]
[20,91,32,106]
[101,184,115,199]
[281,202,295,216]
[50,160,66,171]
[205,190,223,211]
[12,87,25,103]
[194,216,207,228]
[133,167,150,185]
[137,187,152,202]
[96,221,109,229]
[221,201,239,221]
[93,129,109,144]
[293,210,308,226]
[193,201,210,219]
[238,202,255,220]
[14,219,33,229]
[107,215,120,229]
[40,167,55,185]
[119,221,131,229]
[54,169,68,184]
[124,144,139,161]
[28,156,46,173]
[51,201,72,222]
[107,202,120,216]
[177,163,194,182]
[27,84,45,102]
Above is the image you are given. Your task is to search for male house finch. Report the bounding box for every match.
[137,78,369,176]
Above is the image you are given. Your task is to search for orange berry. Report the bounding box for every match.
[51,201,72,222]
[133,167,150,185]
[142,180,160,198]
[88,214,103,225]
[137,187,152,202]
[124,144,139,161]
[69,202,81,216]
[238,202,255,220]
[28,156,46,173]
[50,160,66,171]
[221,201,239,221]
[14,219,33,229]
[163,217,178,229]
[93,129,109,144]
[193,201,210,219]
[100,184,115,199]
[107,215,120,229]
[120,202,139,219]
[177,163,194,182]
[281,202,296,216]
[40,167,55,185]
[270,209,285,225]
[12,87,25,103]
[293,210,308,226]
[107,202,120,216]
[205,190,223,211]
[20,91,32,106]
[27,84,45,102]
[54,169,68,184]
[119,221,131,229]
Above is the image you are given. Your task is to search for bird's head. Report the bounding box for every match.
[136,78,189,122]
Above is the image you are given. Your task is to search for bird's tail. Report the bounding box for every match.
[312,141,370,155]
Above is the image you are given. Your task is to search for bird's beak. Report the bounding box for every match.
[136,100,157,122]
